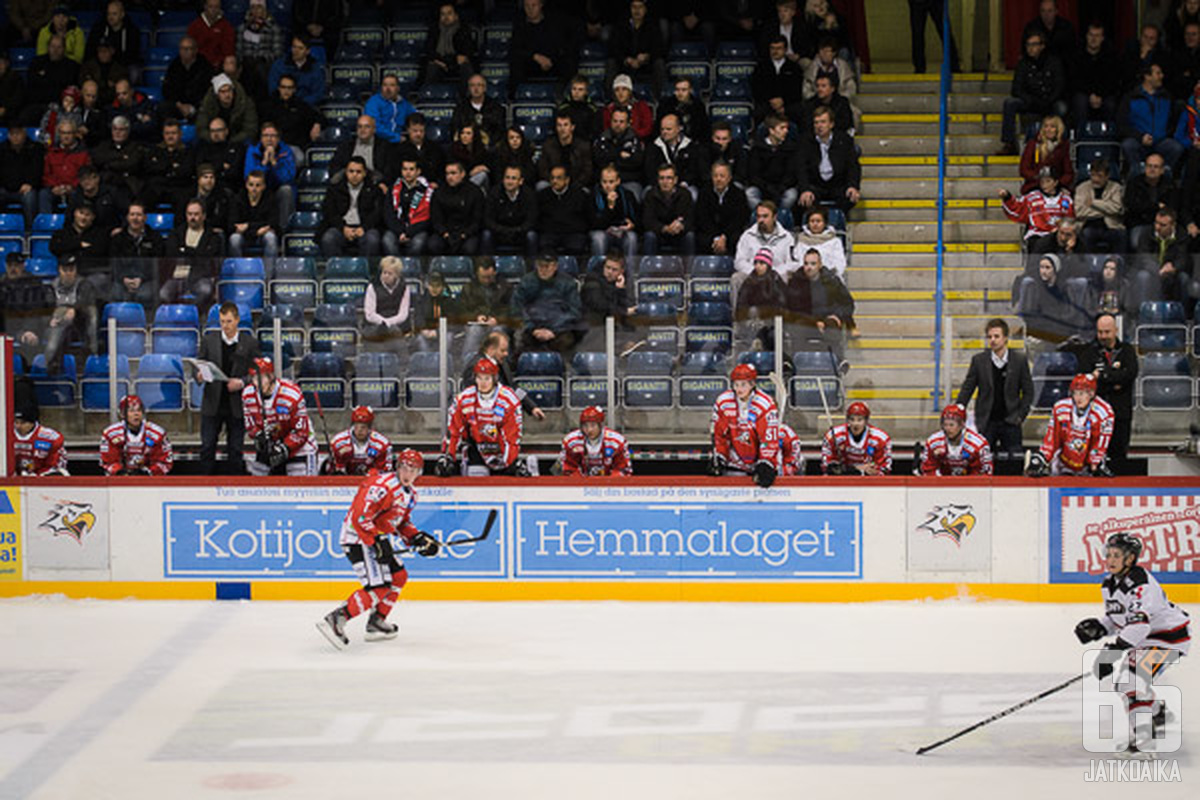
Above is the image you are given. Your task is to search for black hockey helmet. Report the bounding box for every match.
[1106,532,1143,560]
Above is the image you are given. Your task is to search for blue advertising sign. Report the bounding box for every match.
[513,502,861,579]
[163,502,504,579]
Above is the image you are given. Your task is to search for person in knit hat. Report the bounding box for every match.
[735,246,788,352]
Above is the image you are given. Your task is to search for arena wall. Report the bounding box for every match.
[1,477,1198,603]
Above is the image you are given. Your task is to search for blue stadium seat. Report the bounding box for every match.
[81,354,131,411]
[494,255,526,280]
[636,301,678,324]
[147,46,174,65]
[1079,120,1118,140]
[512,103,555,131]
[420,82,459,102]
[1032,351,1077,409]
[688,301,733,327]
[25,256,58,277]
[429,255,474,279]
[315,126,350,144]
[1139,352,1193,409]
[151,304,200,358]
[717,41,756,59]
[622,375,673,407]
[790,349,843,409]
[689,278,730,303]
[556,255,580,276]
[681,352,727,375]
[310,303,358,358]
[352,351,401,409]
[737,350,780,376]
[146,212,174,232]
[679,374,727,407]
[321,256,370,305]
[669,41,709,59]
[711,80,751,101]
[638,255,686,277]
[325,256,370,279]
[101,302,148,358]
[135,353,185,411]
[517,351,565,376]
[259,303,306,330]
[335,42,374,62]
[514,83,556,102]
[33,213,64,232]
[298,353,347,410]
[626,351,674,376]
[520,121,550,143]
[386,39,424,60]
[29,354,76,407]
[410,351,455,377]
[567,375,608,408]
[516,376,564,409]
[298,167,329,186]
[1136,301,1188,352]
[273,256,317,279]
[571,352,608,376]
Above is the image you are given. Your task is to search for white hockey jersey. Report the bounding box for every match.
[1101,566,1191,655]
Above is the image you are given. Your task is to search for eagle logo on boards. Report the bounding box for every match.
[918,503,977,546]
[39,501,98,545]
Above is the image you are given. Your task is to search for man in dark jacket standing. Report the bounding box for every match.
[955,318,1034,457]
[197,300,261,475]
[1065,313,1138,463]
[429,161,484,255]
[318,156,386,257]
[999,31,1066,154]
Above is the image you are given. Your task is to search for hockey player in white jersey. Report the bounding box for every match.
[1074,532,1191,756]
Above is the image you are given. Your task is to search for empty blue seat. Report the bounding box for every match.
[24,256,57,277]
[688,302,733,327]
[737,351,779,376]
[793,349,839,374]
[517,351,565,376]
[622,375,673,407]
[679,375,727,407]
[711,80,751,101]
[717,41,756,59]
[326,83,363,102]
[689,278,730,303]
[626,351,674,376]
[259,304,306,330]
[220,257,266,279]
[690,256,734,277]
[684,326,733,354]
[151,303,200,357]
[29,354,76,406]
[494,255,526,280]
[429,255,473,279]
[636,301,677,324]
[297,352,347,409]
[520,121,550,143]
[638,255,685,277]
[146,212,174,232]
[669,41,708,59]
[1139,352,1193,408]
[315,126,350,144]
[135,353,185,411]
[516,376,564,408]
[0,213,23,233]
[273,256,317,278]
[681,352,726,375]
[386,39,424,60]
[514,83,556,102]
[571,351,607,376]
[420,82,458,102]
[556,255,580,276]
[568,375,608,407]
[352,351,402,408]
[298,167,329,186]
[311,303,358,357]
[409,351,455,378]
[1079,120,1118,140]
[81,354,131,411]
[325,256,370,279]
[1033,351,1078,376]
[101,302,148,358]
[33,213,64,232]
[289,211,321,230]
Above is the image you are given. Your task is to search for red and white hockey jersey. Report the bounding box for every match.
[919,427,993,476]
[99,421,174,476]
[1100,566,1191,655]
[327,428,393,475]
[443,385,523,468]
[338,470,420,548]
[560,427,633,476]
[711,389,780,470]
[1039,396,1114,474]
[778,423,805,476]
[1001,189,1074,240]
[12,423,68,476]
[821,423,893,475]
[241,378,318,458]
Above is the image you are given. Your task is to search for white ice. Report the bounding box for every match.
[0,598,1195,799]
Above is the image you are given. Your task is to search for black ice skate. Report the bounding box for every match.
[316,607,350,650]
[364,612,399,641]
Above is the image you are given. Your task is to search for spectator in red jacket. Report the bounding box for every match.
[188,0,236,70]
[602,74,655,141]
[39,118,91,215]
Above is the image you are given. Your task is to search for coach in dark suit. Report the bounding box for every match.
[1065,313,1138,463]
[197,301,261,475]
[956,317,1034,456]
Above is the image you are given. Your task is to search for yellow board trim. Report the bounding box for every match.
[4,581,1198,603]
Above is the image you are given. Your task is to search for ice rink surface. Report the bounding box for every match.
[0,597,1194,799]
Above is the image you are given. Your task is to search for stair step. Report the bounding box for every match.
[861,73,1013,94]
[864,164,1018,178]
[852,336,1025,351]
[849,251,1023,268]
[860,175,1015,199]
[857,93,1005,114]
[849,269,1017,292]
[852,289,1011,302]
[866,121,993,135]
[861,112,1002,124]
[857,135,1003,156]
[851,206,1009,221]
[849,220,1018,243]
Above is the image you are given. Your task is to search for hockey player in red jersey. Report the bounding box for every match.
[917,404,992,476]
[321,406,393,475]
[1074,532,1191,756]
[1027,373,1114,477]
[316,448,440,650]
[778,422,805,476]
[559,406,633,476]
[821,401,892,475]
[436,358,527,477]
[12,406,69,476]
[710,363,779,488]
[241,357,318,476]
[99,395,174,476]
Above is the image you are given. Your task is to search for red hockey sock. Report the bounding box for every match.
[345,588,373,618]
[375,569,408,618]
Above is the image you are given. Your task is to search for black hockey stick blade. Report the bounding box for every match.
[444,508,498,546]
[915,672,1087,755]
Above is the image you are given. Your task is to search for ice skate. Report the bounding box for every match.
[364,612,399,641]
[316,607,350,650]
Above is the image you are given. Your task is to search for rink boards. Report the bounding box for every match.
[0,477,1198,601]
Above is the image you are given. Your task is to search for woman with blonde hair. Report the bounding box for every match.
[1019,114,1074,192]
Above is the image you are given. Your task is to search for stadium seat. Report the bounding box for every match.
[517,351,565,376]
[711,80,752,101]
[352,351,402,409]
[81,354,131,411]
[315,126,350,144]
[737,350,781,377]
[269,256,319,308]
[298,167,329,186]
[681,352,727,375]
[556,255,580,277]
[790,349,843,409]
[689,278,731,303]
[151,304,200,358]
[567,375,609,408]
[679,374,727,407]
[625,351,674,376]
[638,255,686,277]
[146,212,174,232]
[636,301,678,324]
[571,352,608,376]
[33,213,64,232]
[429,255,474,280]
[135,353,185,411]
[494,255,526,281]
[688,302,733,327]
[409,351,454,377]
[717,41,756,59]
[321,256,370,306]
[515,376,564,409]
[386,39,424,60]
[622,375,673,408]
[297,353,347,410]
[1136,301,1188,352]
[29,354,76,407]
[25,256,58,277]
[101,302,148,359]
[0,214,23,253]
[1139,352,1194,409]
[311,303,358,358]
[1032,351,1078,409]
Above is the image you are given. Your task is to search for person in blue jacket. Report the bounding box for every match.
[1119,63,1184,175]
[364,74,417,144]
[243,122,296,230]
[267,35,325,107]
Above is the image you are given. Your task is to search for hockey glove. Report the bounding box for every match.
[825,461,844,476]
[115,468,129,476]
[912,442,925,477]
[1094,640,1132,681]
[411,531,440,557]
[370,536,393,563]
[255,432,271,462]
[1091,459,1114,478]
[350,464,369,476]
[1074,617,1107,644]
[510,459,531,477]
[134,467,152,476]
[484,455,506,473]
[753,461,777,488]
[1024,451,1049,478]
[708,453,727,477]
[434,454,457,478]
[267,441,290,469]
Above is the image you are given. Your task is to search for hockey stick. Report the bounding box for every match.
[396,508,498,553]
[915,672,1087,755]
[311,386,335,470]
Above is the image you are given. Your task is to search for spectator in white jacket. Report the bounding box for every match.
[733,200,796,308]
[793,206,846,279]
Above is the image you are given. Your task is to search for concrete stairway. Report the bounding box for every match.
[843,72,1022,442]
